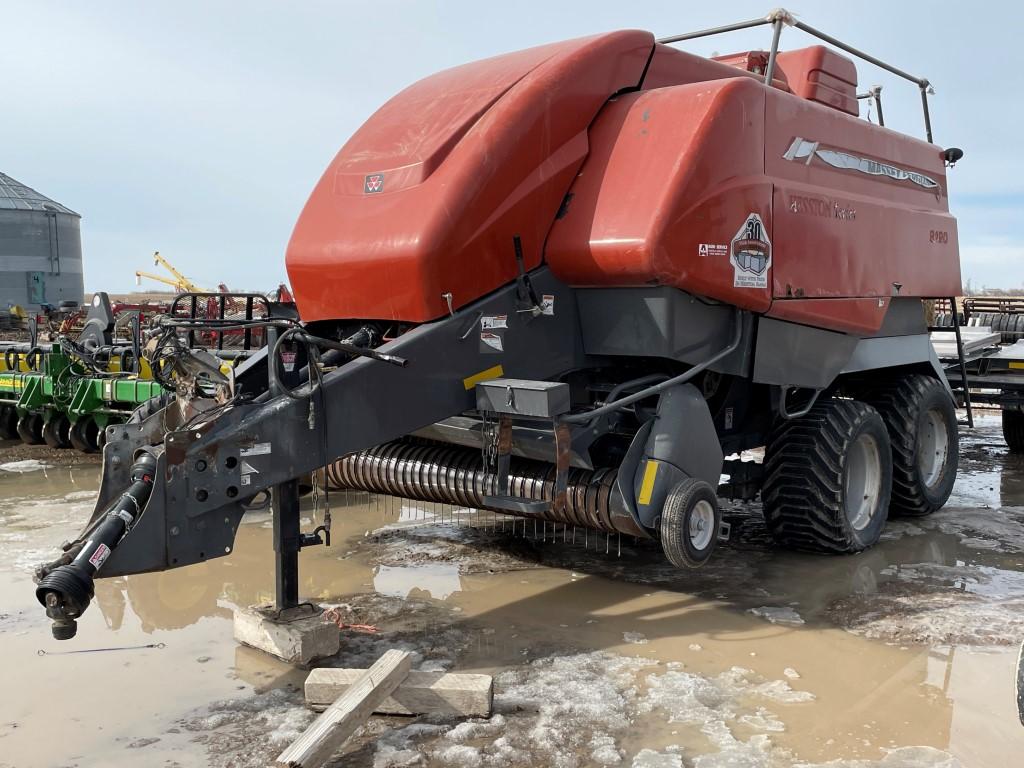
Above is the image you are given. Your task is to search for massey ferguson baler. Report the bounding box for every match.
[36,11,966,640]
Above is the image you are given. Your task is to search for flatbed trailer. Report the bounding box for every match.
[935,327,1024,451]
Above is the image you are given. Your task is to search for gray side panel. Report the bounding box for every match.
[575,287,752,376]
[874,297,927,337]
[753,317,859,388]
[841,334,935,374]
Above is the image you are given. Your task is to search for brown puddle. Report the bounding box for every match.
[0,413,1022,767]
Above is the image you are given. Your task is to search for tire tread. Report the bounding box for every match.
[763,399,889,553]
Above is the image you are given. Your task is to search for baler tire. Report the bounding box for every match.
[660,477,721,569]
[16,413,45,445]
[0,407,18,440]
[763,399,892,554]
[42,415,71,449]
[859,375,958,516]
[1004,410,1024,454]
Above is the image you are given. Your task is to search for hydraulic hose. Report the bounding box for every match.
[35,452,158,640]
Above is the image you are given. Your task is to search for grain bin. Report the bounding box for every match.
[0,171,84,311]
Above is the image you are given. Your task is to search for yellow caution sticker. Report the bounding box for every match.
[1010,362,1024,370]
[463,364,504,391]
[638,459,659,505]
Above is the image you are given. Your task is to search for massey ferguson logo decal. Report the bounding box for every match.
[364,173,384,193]
[783,137,939,190]
[731,213,771,289]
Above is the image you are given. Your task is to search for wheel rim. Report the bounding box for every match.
[688,499,715,550]
[844,433,882,531]
[917,408,949,489]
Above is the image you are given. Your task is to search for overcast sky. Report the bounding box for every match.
[3,1,1018,294]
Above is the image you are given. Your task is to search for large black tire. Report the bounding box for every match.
[660,476,721,568]
[763,399,892,553]
[16,413,44,445]
[860,374,958,516]
[1005,410,1024,454]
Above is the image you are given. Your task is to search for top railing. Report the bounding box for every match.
[657,8,935,143]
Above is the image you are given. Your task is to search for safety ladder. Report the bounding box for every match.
[930,297,974,428]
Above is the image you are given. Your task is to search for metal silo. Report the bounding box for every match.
[0,171,84,311]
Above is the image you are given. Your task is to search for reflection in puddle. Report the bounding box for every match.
[373,563,463,600]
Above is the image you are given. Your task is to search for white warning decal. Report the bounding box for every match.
[88,542,111,570]
[481,315,508,330]
[240,460,260,475]
[698,243,728,258]
[480,332,503,352]
[540,294,555,316]
[730,213,771,289]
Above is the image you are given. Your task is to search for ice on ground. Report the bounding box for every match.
[829,588,1024,646]
[633,748,683,767]
[433,744,484,767]
[882,562,1024,600]
[374,723,447,768]
[922,506,1024,554]
[830,561,1024,645]
[445,714,505,742]
[186,646,956,768]
[180,688,314,767]
[749,606,805,626]
[783,668,800,679]
[0,459,48,473]
[493,652,656,768]
[623,631,649,644]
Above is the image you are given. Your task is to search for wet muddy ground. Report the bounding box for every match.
[1,412,1023,767]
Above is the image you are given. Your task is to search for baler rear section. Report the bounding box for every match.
[36,12,965,641]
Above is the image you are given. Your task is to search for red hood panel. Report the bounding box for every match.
[287,31,653,323]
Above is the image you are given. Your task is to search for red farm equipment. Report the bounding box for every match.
[36,10,965,641]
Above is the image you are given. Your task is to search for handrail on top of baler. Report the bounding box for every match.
[657,8,936,143]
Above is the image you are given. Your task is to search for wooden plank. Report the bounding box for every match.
[306,668,493,717]
[275,649,412,768]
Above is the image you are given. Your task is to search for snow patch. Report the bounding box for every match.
[0,459,49,473]
[632,748,683,767]
[749,606,805,626]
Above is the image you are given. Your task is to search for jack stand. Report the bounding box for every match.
[273,478,301,611]
[233,478,340,664]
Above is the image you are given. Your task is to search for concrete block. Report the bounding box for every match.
[306,668,494,717]
[233,604,339,665]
